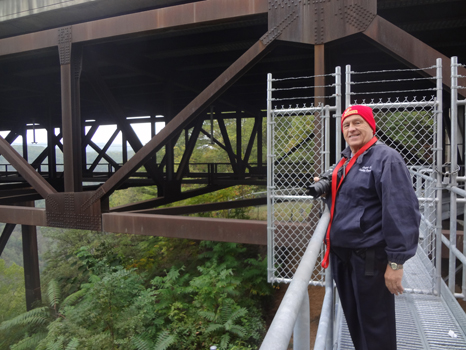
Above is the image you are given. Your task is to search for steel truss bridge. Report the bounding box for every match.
[0,0,466,314]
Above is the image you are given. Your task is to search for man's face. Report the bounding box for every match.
[342,115,374,154]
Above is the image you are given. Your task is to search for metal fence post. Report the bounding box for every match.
[314,264,334,350]
[293,288,310,350]
[435,57,444,296]
[267,73,274,283]
[335,66,342,160]
[450,56,458,294]
[345,64,351,108]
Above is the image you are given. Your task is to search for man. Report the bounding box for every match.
[318,105,420,350]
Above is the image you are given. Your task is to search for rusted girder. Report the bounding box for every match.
[135,197,266,215]
[110,184,230,212]
[0,137,57,199]
[22,205,42,310]
[363,15,466,96]
[0,205,47,226]
[60,32,83,192]
[0,0,268,57]
[102,212,267,245]
[0,223,15,256]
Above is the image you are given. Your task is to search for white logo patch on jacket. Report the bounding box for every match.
[359,166,372,173]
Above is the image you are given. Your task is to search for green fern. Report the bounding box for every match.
[132,335,154,350]
[61,289,85,308]
[154,330,176,350]
[46,335,65,350]
[0,306,49,329]
[64,337,79,350]
[10,332,48,350]
[219,333,231,350]
[47,279,61,310]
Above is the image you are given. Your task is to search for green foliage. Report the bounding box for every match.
[0,278,66,350]
[145,241,270,350]
[0,259,26,322]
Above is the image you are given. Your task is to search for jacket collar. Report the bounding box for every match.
[341,140,381,160]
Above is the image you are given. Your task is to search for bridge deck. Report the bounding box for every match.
[335,251,466,350]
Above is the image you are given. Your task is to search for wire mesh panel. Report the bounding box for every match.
[267,63,443,290]
[267,71,340,284]
[268,106,328,284]
[346,62,442,294]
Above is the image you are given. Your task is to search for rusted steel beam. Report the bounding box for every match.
[0,193,43,205]
[93,38,272,203]
[102,212,267,245]
[243,116,260,165]
[175,119,204,181]
[0,205,47,226]
[314,44,325,106]
[363,15,466,96]
[0,0,268,57]
[0,137,57,199]
[21,203,41,310]
[110,184,230,212]
[88,136,120,172]
[0,223,15,256]
[135,197,266,215]
[217,117,239,174]
[60,46,84,192]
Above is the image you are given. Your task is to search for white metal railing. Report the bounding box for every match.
[447,56,466,299]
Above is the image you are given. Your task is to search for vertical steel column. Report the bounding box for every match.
[22,202,41,310]
[257,114,263,168]
[151,115,157,166]
[315,45,325,106]
[315,44,325,174]
[452,56,466,299]
[237,115,243,174]
[435,58,444,295]
[335,66,342,160]
[122,133,128,164]
[324,105,330,169]
[345,65,351,108]
[22,128,28,161]
[47,122,57,180]
[449,56,458,293]
[267,73,274,283]
[59,27,83,192]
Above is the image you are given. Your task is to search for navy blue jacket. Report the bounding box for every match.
[326,142,420,264]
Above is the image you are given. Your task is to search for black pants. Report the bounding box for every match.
[330,246,396,350]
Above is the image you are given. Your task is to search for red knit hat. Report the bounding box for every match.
[341,105,376,133]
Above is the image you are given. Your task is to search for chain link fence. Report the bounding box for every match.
[268,62,442,292]
[267,70,340,285]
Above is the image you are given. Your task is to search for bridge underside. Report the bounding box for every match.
[0,0,466,308]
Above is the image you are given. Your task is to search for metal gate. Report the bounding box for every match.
[267,61,443,293]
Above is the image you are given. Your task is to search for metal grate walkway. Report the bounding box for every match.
[335,250,466,350]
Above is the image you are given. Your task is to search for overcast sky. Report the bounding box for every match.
[0,122,166,147]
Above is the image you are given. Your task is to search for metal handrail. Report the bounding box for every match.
[259,207,330,350]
